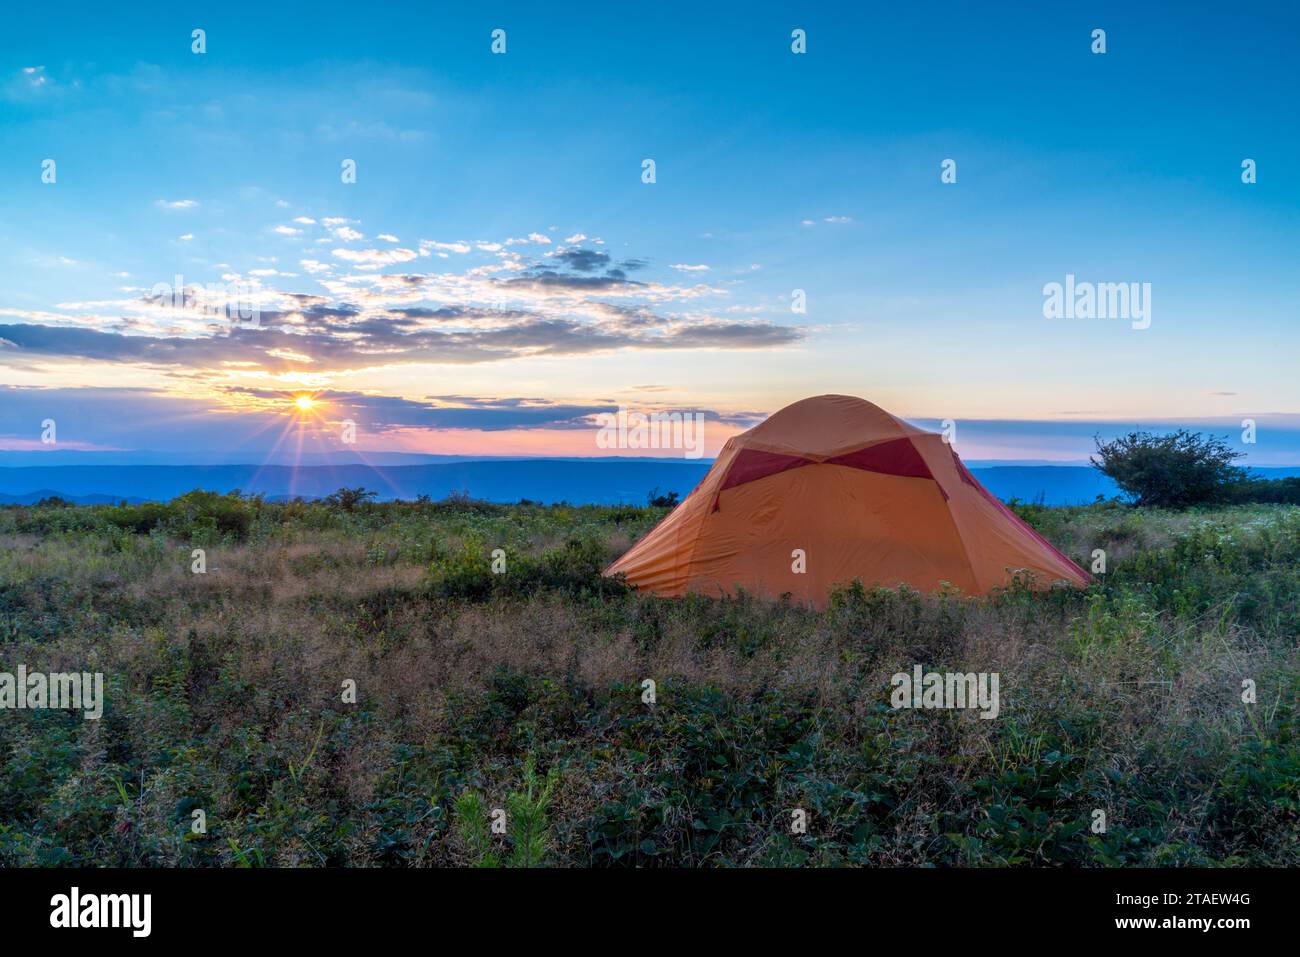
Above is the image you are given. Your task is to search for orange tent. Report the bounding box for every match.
[605,394,1090,606]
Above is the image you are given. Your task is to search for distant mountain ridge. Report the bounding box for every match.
[0,460,710,507]
[1,460,1298,507]
[0,490,144,506]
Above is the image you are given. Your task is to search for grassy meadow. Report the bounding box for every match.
[0,492,1296,867]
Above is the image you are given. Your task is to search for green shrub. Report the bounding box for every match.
[428,537,628,603]
[1091,430,1244,508]
[453,755,559,867]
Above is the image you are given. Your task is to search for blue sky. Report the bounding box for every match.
[2,1,1298,463]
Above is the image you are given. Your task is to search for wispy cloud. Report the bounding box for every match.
[0,221,803,386]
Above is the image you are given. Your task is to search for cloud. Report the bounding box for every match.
[3,66,63,101]
[0,300,802,371]
[333,226,364,241]
[316,393,612,431]
[0,230,805,382]
[274,225,302,236]
[0,385,765,457]
[500,271,638,293]
[550,248,611,272]
[293,216,317,225]
[418,239,472,256]
[0,386,236,450]
[156,199,199,210]
[330,247,419,268]
[671,263,710,272]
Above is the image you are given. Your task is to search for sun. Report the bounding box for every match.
[293,395,316,412]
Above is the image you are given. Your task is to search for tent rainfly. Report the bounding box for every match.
[605,394,1090,608]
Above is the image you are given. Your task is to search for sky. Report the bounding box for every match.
[2,1,1298,464]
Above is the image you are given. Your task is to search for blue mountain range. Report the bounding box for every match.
[2,456,1299,507]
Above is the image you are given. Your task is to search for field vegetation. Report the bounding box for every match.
[0,490,1296,866]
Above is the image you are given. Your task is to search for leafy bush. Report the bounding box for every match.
[1092,430,1244,508]
[646,487,680,508]
[427,537,629,602]
[322,487,378,512]
[1225,475,1300,505]
[100,489,258,542]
